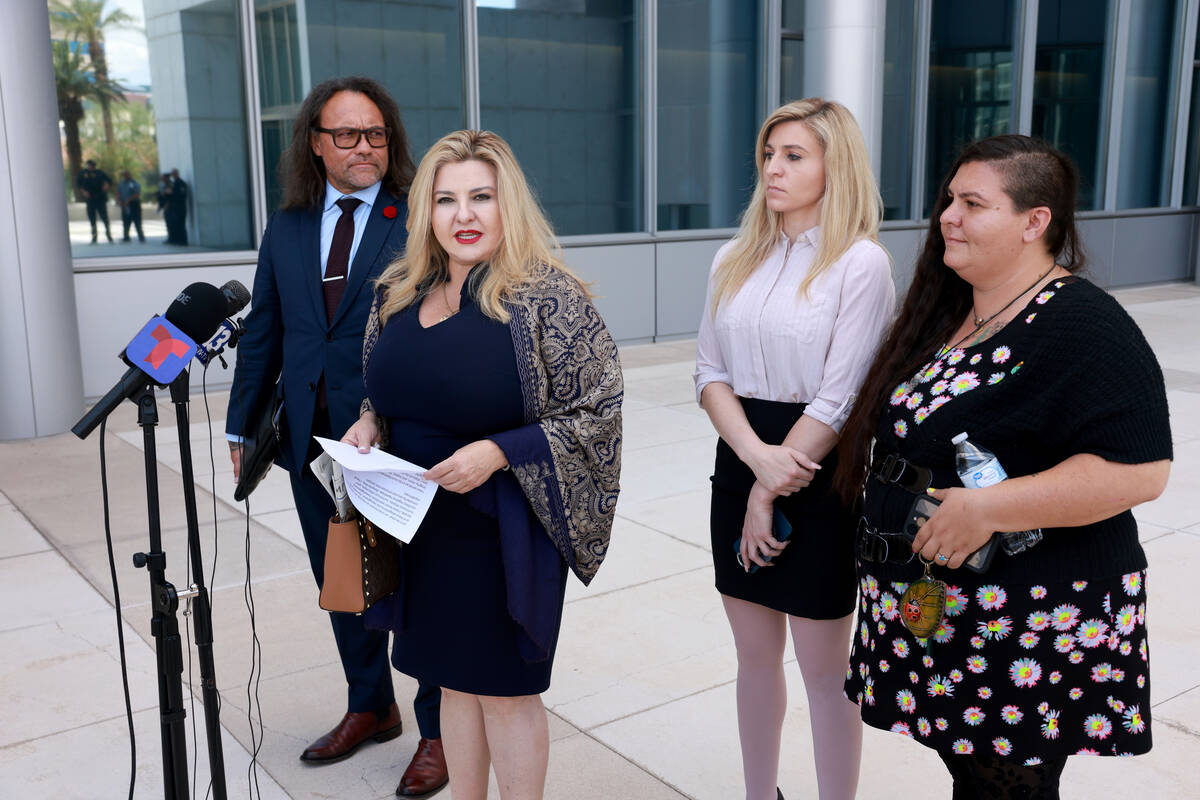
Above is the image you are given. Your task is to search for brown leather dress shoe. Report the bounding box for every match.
[396,737,449,797]
[299,702,403,764]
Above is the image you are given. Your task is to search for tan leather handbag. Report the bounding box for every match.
[319,517,400,613]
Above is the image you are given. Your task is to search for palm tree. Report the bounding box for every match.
[49,0,135,147]
[52,39,124,197]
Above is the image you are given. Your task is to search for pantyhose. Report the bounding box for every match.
[723,596,862,800]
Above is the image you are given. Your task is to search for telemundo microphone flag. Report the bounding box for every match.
[123,316,198,385]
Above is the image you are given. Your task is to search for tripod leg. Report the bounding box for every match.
[170,372,228,799]
[133,387,190,800]
[153,607,191,800]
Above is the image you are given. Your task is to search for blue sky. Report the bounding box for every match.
[103,0,150,87]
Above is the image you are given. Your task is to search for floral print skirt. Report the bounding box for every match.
[843,569,1152,763]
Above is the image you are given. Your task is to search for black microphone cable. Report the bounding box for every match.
[243,496,266,800]
[233,370,267,800]
[97,416,138,800]
[205,332,267,800]
[198,361,221,800]
[174,346,269,800]
[184,361,206,800]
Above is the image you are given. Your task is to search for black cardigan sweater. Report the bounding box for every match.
[862,276,1173,585]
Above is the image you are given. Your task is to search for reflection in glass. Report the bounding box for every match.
[1116,0,1184,209]
[51,0,254,256]
[880,0,917,220]
[478,0,641,235]
[782,0,804,31]
[781,38,804,104]
[1032,0,1111,210]
[255,0,465,216]
[658,0,761,231]
[925,0,1016,214]
[780,0,803,104]
[1184,20,1200,205]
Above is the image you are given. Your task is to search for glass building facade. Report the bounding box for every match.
[33,0,1200,402]
[53,0,1200,252]
[53,1,1200,254]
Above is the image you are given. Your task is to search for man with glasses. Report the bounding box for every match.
[226,76,446,797]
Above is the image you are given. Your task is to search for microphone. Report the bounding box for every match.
[220,280,251,317]
[72,281,252,439]
[164,280,249,344]
[194,281,251,366]
[194,317,249,367]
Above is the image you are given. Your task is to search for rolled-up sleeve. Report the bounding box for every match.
[693,244,735,405]
[803,243,896,432]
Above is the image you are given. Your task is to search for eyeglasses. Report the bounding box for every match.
[312,126,390,149]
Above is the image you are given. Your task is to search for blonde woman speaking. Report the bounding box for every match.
[343,130,622,799]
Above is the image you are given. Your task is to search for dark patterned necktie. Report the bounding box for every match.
[318,196,362,408]
[323,196,362,323]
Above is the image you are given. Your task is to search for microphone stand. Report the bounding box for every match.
[127,368,231,800]
[153,321,243,800]
[130,382,192,800]
[169,368,227,800]
[78,320,244,800]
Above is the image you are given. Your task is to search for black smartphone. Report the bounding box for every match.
[734,507,793,574]
[903,494,997,573]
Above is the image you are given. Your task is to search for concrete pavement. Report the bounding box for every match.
[2,282,1199,799]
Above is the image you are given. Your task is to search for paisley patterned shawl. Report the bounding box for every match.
[359,267,623,586]
[499,268,623,585]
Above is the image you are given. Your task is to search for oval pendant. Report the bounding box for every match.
[901,576,947,640]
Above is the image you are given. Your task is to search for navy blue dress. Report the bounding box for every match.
[363,286,564,696]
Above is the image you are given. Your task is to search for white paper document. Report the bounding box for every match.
[313,437,438,543]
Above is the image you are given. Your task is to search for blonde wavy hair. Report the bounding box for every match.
[377,129,582,324]
[710,98,883,313]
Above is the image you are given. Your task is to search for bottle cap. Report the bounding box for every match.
[952,432,968,444]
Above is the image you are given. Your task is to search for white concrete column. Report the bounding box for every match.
[803,0,887,176]
[0,4,85,439]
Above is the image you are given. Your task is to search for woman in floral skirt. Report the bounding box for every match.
[833,135,1172,798]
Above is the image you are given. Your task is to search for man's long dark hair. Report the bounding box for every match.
[833,135,1086,504]
[280,76,416,210]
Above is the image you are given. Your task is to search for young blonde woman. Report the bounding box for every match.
[694,98,895,800]
[342,130,622,799]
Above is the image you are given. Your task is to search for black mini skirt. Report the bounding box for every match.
[710,397,858,619]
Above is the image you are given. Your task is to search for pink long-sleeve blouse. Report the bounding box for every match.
[694,226,896,433]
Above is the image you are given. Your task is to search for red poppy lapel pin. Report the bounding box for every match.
[383,205,397,219]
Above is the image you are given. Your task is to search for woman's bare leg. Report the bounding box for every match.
[722,594,789,800]
[788,613,861,800]
[478,693,549,800]
[440,687,491,800]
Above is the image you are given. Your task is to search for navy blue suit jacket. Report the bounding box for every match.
[227,189,408,473]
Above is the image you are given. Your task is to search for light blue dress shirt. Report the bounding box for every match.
[320,180,381,277]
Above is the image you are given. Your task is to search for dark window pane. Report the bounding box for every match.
[479,0,642,235]
[782,0,804,32]
[1031,0,1111,210]
[255,0,465,217]
[925,0,1017,215]
[1116,0,1183,209]
[1184,20,1200,204]
[781,37,804,104]
[658,0,761,231]
[881,0,918,220]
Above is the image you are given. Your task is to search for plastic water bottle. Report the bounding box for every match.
[952,432,1043,555]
